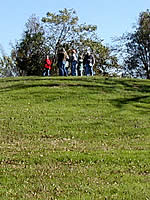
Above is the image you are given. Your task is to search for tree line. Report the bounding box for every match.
[0,8,150,79]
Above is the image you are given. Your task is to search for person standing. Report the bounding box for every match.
[43,55,52,76]
[83,51,95,76]
[57,48,68,76]
[70,49,78,76]
[77,54,84,76]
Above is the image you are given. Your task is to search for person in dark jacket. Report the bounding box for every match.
[83,51,95,76]
[57,48,68,76]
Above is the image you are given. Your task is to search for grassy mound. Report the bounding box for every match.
[0,76,150,199]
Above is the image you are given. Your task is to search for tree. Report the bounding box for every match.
[0,44,18,77]
[41,8,119,75]
[0,55,14,77]
[12,15,47,76]
[42,8,97,57]
[115,10,150,79]
[10,8,119,76]
[81,39,119,75]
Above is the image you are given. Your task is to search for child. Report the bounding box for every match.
[43,55,52,76]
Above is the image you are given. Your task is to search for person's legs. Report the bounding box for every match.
[58,61,64,76]
[80,69,83,76]
[47,69,50,76]
[71,63,75,76]
[43,68,48,76]
[64,66,68,76]
[71,61,77,76]
[42,69,46,76]
[63,61,68,76]
[85,64,90,76]
[90,65,94,76]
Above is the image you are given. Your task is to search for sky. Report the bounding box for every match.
[0,0,149,55]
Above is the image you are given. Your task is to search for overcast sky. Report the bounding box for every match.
[0,0,149,54]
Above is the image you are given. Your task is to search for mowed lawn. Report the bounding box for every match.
[0,76,150,200]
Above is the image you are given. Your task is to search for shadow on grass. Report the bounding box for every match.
[0,77,115,93]
[110,95,150,111]
[1,76,150,98]
[0,76,150,115]
[16,76,150,93]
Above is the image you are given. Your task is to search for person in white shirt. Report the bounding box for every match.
[70,49,78,76]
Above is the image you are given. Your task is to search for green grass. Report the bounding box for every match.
[0,76,150,200]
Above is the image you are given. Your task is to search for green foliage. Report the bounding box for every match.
[115,10,150,79]
[12,15,47,76]
[41,8,119,75]
[9,9,119,76]
[0,76,150,199]
[0,55,17,77]
[81,39,119,74]
[42,8,98,54]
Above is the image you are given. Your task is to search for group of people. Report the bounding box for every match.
[42,48,95,77]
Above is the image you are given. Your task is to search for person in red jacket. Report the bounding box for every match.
[43,55,52,76]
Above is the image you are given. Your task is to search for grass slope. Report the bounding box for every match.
[0,76,150,200]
